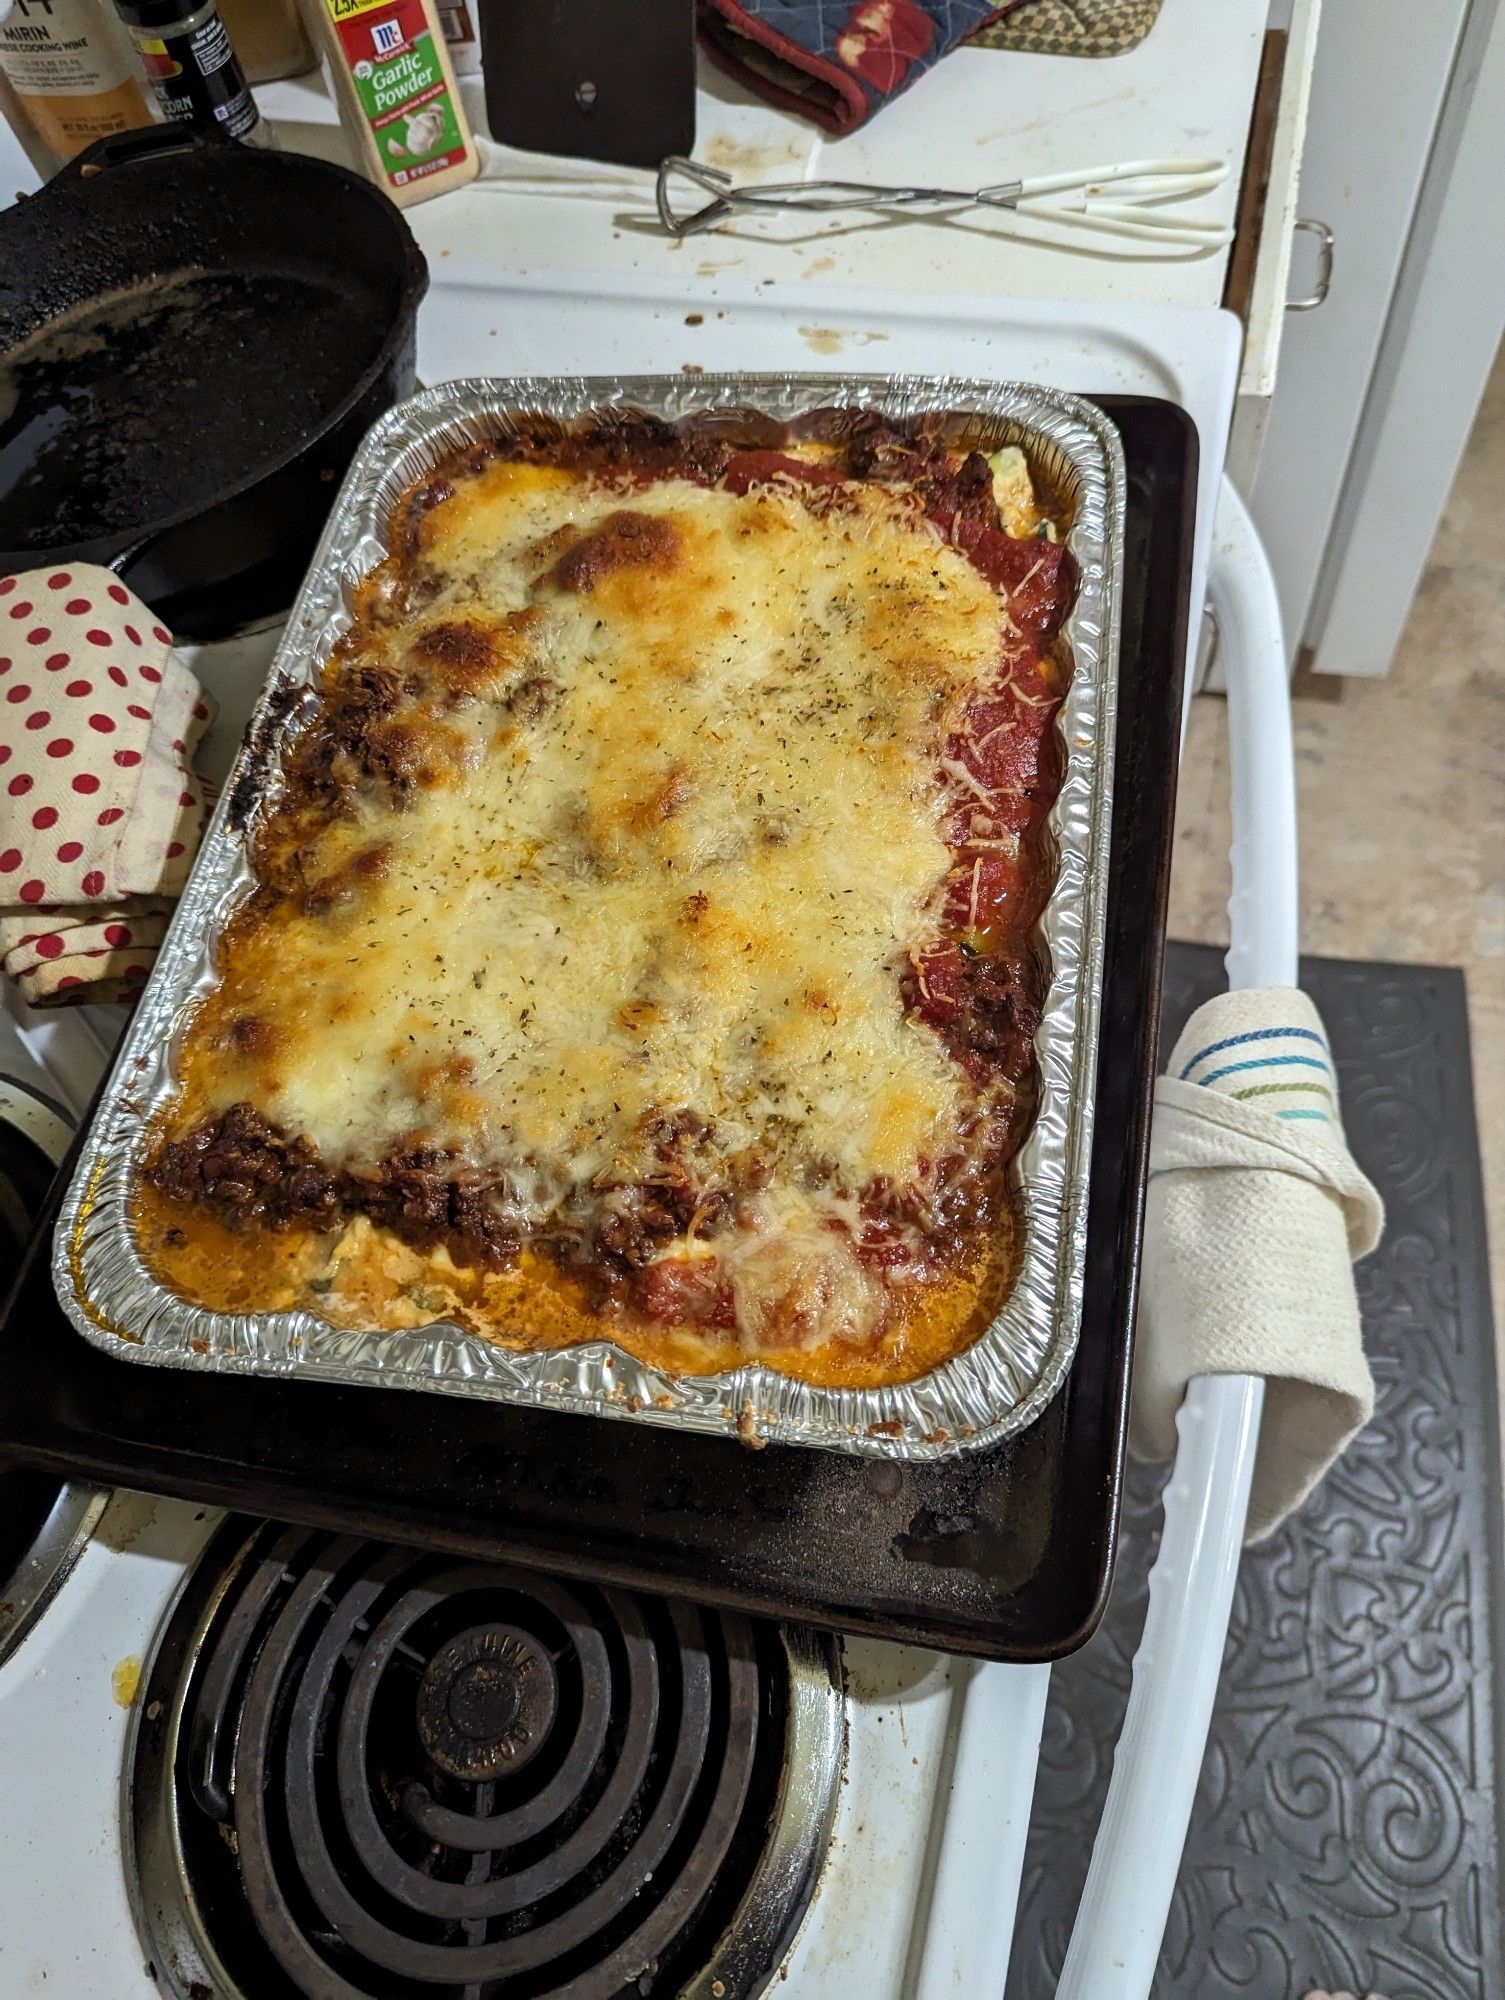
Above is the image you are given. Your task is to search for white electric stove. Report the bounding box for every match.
[0,166,1253,1996]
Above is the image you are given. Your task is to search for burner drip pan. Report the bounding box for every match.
[128,1520,843,2000]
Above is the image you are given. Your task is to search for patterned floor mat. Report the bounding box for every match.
[1006,944,1503,2000]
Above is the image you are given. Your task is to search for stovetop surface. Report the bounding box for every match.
[0,398,1196,1663]
[0,1483,1009,2000]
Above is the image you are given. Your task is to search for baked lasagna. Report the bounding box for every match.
[138,410,1077,1389]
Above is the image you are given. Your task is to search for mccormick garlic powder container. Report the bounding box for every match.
[307,0,479,206]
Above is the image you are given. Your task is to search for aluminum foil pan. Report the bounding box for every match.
[54,374,1125,1460]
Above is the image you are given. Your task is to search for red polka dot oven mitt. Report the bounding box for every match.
[0,565,216,1007]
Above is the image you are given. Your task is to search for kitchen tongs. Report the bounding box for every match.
[656,155,1232,249]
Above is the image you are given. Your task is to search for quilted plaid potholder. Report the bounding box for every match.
[698,0,1021,133]
[698,0,1165,132]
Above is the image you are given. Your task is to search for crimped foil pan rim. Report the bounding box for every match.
[53,374,1124,1460]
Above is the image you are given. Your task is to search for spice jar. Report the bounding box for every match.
[112,0,266,144]
[217,0,315,85]
[303,0,478,206]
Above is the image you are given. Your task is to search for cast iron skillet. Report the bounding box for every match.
[0,126,428,639]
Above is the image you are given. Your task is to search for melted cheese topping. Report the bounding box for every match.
[154,451,1031,1375]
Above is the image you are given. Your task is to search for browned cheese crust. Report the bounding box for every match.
[139,414,1076,1387]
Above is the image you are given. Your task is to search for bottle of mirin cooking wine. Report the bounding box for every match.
[112,0,271,144]
[0,0,152,166]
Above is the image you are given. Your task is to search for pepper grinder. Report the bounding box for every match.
[113,0,269,144]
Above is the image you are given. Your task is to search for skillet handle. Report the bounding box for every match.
[49,122,224,187]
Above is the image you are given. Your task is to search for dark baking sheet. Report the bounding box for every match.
[0,397,1196,1662]
[58,375,1125,1461]
[1008,947,1505,1997]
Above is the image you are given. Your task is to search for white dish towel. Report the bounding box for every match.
[1131,987,1385,1542]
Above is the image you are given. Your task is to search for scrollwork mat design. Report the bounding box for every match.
[1006,945,1503,2000]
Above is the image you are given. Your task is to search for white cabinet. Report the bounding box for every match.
[1246,0,1505,679]
[1227,0,1322,486]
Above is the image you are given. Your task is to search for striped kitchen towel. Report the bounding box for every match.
[1131,988,1384,1541]
[1173,994,1348,1132]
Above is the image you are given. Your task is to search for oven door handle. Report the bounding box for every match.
[1053,476,1294,2000]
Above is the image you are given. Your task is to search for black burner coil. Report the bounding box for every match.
[133,1522,795,1999]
